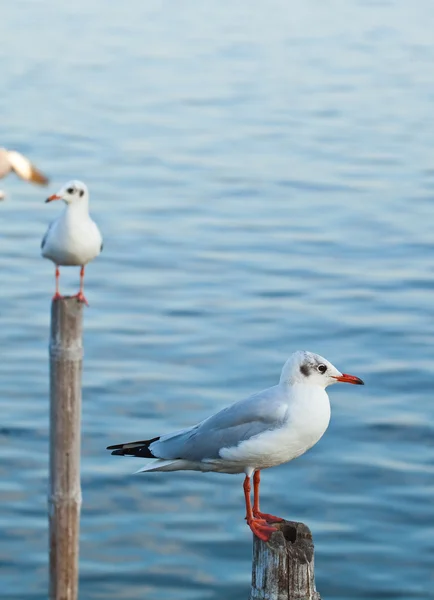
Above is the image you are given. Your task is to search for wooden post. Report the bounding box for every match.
[250,520,321,600]
[48,297,84,600]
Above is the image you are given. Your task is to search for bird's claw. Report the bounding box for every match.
[253,510,284,524]
[52,292,64,302]
[73,292,89,306]
[247,517,278,542]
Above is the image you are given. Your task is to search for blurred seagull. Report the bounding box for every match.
[0,147,48,199]
[41,180,103,305]
[108,351,364,541]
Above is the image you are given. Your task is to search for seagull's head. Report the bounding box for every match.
[46,180,88,205]
[280,350,364,389]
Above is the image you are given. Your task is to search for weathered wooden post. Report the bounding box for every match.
[48,297,84,600]
[250,520,321,600]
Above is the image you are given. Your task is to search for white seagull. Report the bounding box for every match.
[41,180,103,305]
[108,350,364,541]
[0,147,49,199]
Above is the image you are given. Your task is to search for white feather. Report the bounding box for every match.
[7,150,33,180]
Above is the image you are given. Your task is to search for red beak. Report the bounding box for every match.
[333,373,364,385]
[45,194,62,203]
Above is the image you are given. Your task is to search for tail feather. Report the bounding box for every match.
[107,436,160,458]
[135,459,186,473]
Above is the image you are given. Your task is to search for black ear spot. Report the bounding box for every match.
[300,364,310,376]
[79,190,84,197]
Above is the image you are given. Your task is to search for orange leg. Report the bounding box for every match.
[253,471,284,523]
[52,266,63,301]
[73,266,89,306]
[244,474,277,542]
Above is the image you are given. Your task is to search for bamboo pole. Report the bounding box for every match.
[48,297,84,600]
[250,520,321,600]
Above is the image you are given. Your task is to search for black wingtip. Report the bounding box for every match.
[107,443,123,450]
[110,449,125,456]
[106,436,161,458]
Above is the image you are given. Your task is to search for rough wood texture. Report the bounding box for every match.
[49,297,84,600]
[250,520,321,600]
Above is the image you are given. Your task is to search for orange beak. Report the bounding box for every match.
[45,194,62,203]
[333,373,364,385]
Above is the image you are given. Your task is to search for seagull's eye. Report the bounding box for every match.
[317,364,327,374]
[67,187,74,194]
[79,190,84,197]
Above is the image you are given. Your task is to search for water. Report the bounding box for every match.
[1,1,434,598]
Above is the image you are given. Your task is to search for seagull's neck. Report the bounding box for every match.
[63,199,90,219]
[286,382,329,405]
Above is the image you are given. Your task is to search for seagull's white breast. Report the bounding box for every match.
[42,207,102,266]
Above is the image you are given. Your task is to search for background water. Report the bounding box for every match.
[1,1,434,598]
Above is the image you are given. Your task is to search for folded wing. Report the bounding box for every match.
[108,384,289,462]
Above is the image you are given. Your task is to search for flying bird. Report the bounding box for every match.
[108,350,364,541]
[41,180,103,305]
[0,147,48,199]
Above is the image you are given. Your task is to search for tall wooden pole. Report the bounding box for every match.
[48,297,84,600]
[250,520,321,600]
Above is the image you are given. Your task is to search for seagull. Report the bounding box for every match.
[41,180,103,305]
[107,350,364,541]
[0,147,49,199]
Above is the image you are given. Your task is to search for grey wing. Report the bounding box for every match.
[150,385,289,461]
[41,221,54,250]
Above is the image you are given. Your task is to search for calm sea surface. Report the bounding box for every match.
[1,1,434,598]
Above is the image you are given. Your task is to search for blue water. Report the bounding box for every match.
[1,1,434,598]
